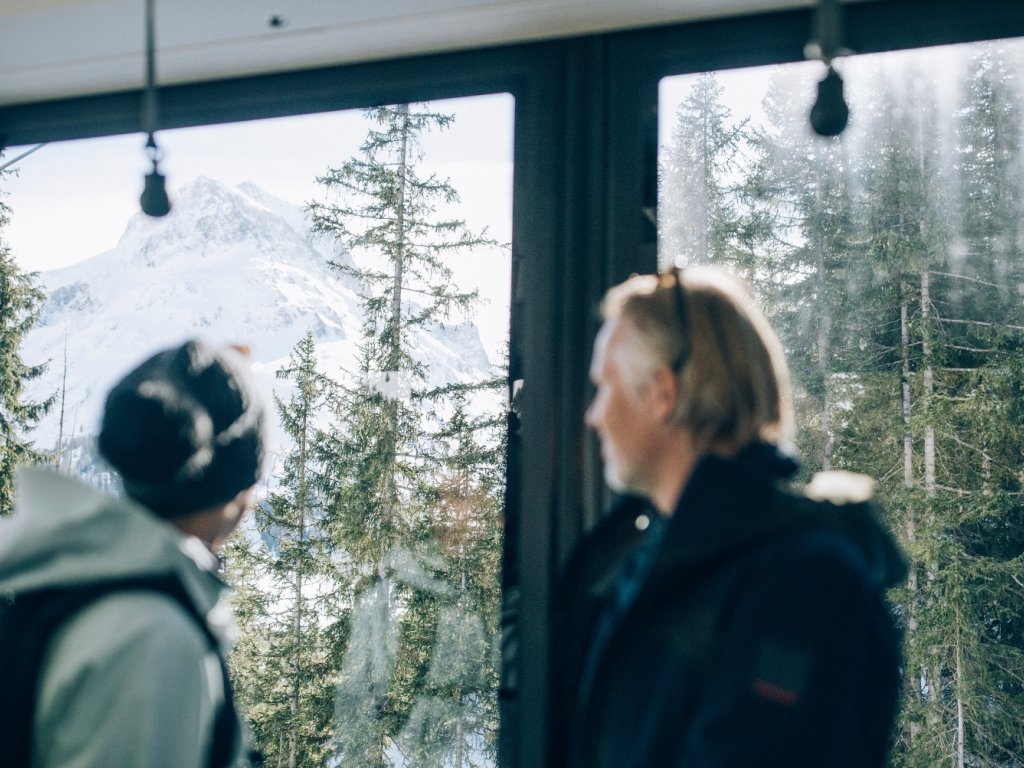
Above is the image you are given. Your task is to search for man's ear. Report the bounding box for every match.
[649,366,680,423]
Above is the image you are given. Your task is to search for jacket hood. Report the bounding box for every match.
[0,468,229,622]
[666,443,908,590]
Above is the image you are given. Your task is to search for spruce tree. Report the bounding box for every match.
[393,389,504,766]
[830,51,1024,766]
[307,103,501,766]
[844,68,951,767]
[0,172,54,515]
[660,72,762,275]
[745,73,860,473]
[922,46,1024,767]
[227,331,339,767]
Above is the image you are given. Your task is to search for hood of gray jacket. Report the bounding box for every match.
[0,467,234,638]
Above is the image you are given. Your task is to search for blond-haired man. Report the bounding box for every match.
[559,267,906,768]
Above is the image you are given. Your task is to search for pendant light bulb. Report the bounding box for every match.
[806,0,851,137]
[140,135,170,217]
[810,65,850,137]
[141,163,170,218]
[140,0,171,217]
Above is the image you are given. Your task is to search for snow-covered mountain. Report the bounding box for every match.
[23,176,493,457]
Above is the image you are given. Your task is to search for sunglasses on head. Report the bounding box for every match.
[659,266,689,372]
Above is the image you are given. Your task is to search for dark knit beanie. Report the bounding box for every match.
[98,340,266,518]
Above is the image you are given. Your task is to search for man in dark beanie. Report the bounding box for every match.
[0,340,265,768]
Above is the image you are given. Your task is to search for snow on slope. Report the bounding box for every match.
[23,176,493,455]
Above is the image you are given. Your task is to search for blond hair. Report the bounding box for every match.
[600,266,793,449]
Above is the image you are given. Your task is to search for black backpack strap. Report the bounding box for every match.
[1,586,112,768]
[1,576,243,768]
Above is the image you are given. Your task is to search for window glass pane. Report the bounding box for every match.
[659,42,1024,766]
[1,93,512,766]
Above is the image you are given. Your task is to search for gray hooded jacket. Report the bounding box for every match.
[0,468,239,768]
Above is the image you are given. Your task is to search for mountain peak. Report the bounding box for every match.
[116,178,303,265]
[176,174,243,205]
[25,175,492,454]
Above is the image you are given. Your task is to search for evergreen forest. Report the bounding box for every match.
[660,44,1024,768]
[224,104,506,768]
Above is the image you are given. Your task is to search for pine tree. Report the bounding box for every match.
[921,45,1024,767]
[227,331,339,767]
[843,67,952,767]
[670,52,1024,767]
[830,50,1024,767]
[307,103,501,766]
[660,72,761,275]
[746,72,860,473]
[394,389,504,766]
[0,171,54,515]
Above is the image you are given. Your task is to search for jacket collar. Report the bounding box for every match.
[660,442,799,565]
[657,443,906,589]
[0,468,231,630]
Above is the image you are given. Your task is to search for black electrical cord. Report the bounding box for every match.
[140,0,170,217]
[807,0,851,137]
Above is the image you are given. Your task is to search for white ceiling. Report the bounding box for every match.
[0,0,819,107]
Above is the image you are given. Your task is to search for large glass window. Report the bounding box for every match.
[1,93,512,766]
[659,41,1024,766]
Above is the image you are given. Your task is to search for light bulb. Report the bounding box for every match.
[810,66,849,137]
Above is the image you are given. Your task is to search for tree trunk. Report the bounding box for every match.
[699,94,710,262]
[922,270,936,496]
[364,101,412,768]
[815,183,833,470]
[955,629,966,768]
[389,103,409,374]
[919,268,947,740]
[382,103,411,538]
[901,282,919,631]
[900,280,921,751]
[901,283,914,489]
[55,335,68,472]
[289,404,309,768]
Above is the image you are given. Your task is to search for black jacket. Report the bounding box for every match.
[554,444,907,768]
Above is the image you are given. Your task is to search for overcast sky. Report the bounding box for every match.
[3,93,514,274]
